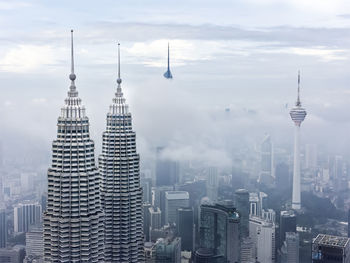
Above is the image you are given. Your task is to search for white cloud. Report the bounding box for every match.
[0,45,58,73]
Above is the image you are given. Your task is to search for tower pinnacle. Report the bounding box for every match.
[68,29,77,97]
[163,42,173,79]
[117,42,122,85]
[296,70,301,106]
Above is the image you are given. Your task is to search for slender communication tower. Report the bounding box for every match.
[290,71,307,210]
[163,42,173,79]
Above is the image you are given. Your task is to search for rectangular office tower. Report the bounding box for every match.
[312,234,350,263]
[165,191,189,225]
[197,203,240,263]
[99,44,144,262]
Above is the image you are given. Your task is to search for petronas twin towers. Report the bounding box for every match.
[43,31,144,262]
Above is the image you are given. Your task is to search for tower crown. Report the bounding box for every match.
[164,42,173,79]
[110,43,129,115]
[61,30,85,119]
[290,71,306,126]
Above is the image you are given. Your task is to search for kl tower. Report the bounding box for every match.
[290,71,307,210]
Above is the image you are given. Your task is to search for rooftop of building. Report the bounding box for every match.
[280,210,295,217]
[313,234,350,248]
[165,191,189,200]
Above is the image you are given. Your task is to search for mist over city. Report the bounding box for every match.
[1,1,350,262]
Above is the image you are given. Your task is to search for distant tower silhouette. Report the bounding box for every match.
[163,42,173,79]
[290,71,307,210]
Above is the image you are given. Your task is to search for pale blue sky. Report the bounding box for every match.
[2,0,350,165]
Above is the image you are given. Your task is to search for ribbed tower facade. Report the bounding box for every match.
[289,72,307,210]
[99,44,144,262]
[43,30,104,262]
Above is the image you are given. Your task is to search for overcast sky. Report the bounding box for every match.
[2,0,350,167]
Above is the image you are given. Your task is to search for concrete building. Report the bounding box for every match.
[165,191,189,225]
[281,232,299,263]
[13,202,41,233]
[198,203,240,263]
[152,185,173,226]
[236,189,250,238]
[25,226,43,263]
[279,210,297,250]
[0,208,7,248]
[206,167,218,202]
[312,234,350,263]
[177,207,194,251]
[143,203,152,242]
[259,134,274,186]
[153,237,181,263]
[249,216,276,263]
[0,248,21,263]
[43,31,104,262]
[290,72,307,210]
[149,207,162,230]
[241,237,255,263]
[99,43,143,262]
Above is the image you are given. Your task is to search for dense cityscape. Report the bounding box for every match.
[3,1,350,263]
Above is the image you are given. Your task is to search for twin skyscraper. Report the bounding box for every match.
[43,31,144,262]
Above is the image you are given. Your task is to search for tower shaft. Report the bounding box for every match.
[292,125,301,210]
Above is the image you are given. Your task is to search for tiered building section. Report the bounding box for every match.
[99,44,144,262]
[43,30,104,263]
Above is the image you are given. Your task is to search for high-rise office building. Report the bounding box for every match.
[25,226,43,259]
[279,210,297,250]
[153,237,181,263]
[165,191,189,225]
[141,177,153,204]
[149,207,162,230]
[152,185,174,226]
[14,202,41,233]
[43,30,104,262]
[177,207,194,251]
[259,134,274,186]
[235,189,250,238]
[156,147,179,186]
[198,203,240,263]
[0,208,6,248]
[206,167,218,202]
[99,43,143,262]
[290,72,307,210]
[143,203,152,242]
[241,237,255,263]
[280,232,299,263]
[249,216,276,263]
[312,234,350,263]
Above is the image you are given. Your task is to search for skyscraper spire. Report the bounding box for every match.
[117,42,121,85]
[164,42,173,79]
[296,70,301,106]
[68,29,77,97]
